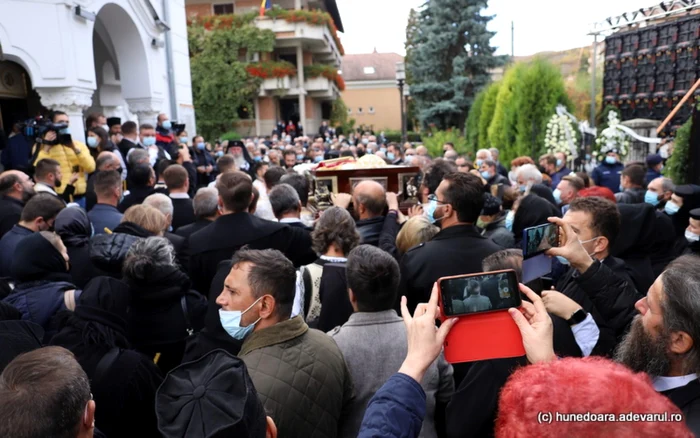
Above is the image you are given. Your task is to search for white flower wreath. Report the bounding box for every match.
[544,114,575,155]
[592,111,630,161]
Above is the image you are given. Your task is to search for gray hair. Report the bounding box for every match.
[143,193,174,219]
[127,148,149,167]
[268,183,300,219]
[489,148,500,159]
[444,150,458,161]
[660,177,676,194]
[476,149,492,160]
[193,187,219,219]
[516,163,543,184]
[123,236,177,282]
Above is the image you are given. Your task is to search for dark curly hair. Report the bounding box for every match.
[311,206,360,255]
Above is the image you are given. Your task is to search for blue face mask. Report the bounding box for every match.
[476,159,484,167]
[254,156,262,162]
[197,142,206,150]
[480,170,491,180]
[87,136,98,148]
[216,151,224,158]
[605,156,617,165]
[380,147,387,154]
[619,184,624,193]
[59,127,70,135]
[143,136,156,147]
[665,201,681,216]
[314,155,323,163]
[505,210,515,232]
[519,185,527,193]
[556,159,563,167]
[424,199,444,225]
[556,256,570,265]
[645,190,660,206]
[180,137,188,144]
[553,188,562,205]
[219,297,263,340]
[296,154,304,161]
[387,152,395,161]
[162,120,172,130]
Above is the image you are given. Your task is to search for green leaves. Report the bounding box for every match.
[665,109,693,184]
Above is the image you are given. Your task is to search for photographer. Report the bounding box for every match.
[32,111,96,207]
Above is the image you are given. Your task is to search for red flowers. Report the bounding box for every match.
[246,61,297,79]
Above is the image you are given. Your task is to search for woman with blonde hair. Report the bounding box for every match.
[396,216,439,256]
[121,204,167,236]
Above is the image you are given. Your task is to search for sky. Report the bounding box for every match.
[335,0,655,56]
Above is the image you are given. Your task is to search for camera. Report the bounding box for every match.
[19,116,68,143]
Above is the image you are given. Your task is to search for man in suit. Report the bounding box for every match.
[188,171,316,295]
[143,193,189,271]
[163,164,195,231]
[88,170,123,235]
[176,187,219,240]
[0,170,35,240]
[613,255,700,435]
[268,183,311,230]
[117,121,139,158]
[118,164,155,213]
[85,151,122,211]
[399,172,503,312]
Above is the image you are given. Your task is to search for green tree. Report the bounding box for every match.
[466,88,486,152]
[487,63,526,155]
[188,20,276,140]
[407,0,505,130]
[404,8,420,86]
[330,97,355,135]
[665,110,693,184]
[478,82,501,150]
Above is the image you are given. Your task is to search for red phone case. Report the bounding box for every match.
[438,277,525,364]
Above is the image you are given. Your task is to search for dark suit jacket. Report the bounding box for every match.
[118,138,138,158]
[0,196,23,240]
[662,379,700,436]
[399,225,503,313]
[118,187,156,213]
[188,212,316,294]
[171,197,195,231]
[164,231,189,273]
[175,219,212,240]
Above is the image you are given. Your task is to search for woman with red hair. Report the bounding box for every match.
[579,186,617,204]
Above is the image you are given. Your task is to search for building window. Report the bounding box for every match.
[213,3,234,15]
[357,107,364,114]
[363,67,375,75]
[368,106,375,114]
[347,108,353,115]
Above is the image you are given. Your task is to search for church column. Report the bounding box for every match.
[35,86,94,144]
[296,43,306,134]
[126,97,164,127]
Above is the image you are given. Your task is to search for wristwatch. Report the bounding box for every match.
[567,308,587,326]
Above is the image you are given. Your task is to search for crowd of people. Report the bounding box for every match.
[0,109,699,437]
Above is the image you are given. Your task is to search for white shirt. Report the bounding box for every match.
[253,179,267,197]
[279,218,302,224]
[292,270,304,318]
[169,192,190,199]
[570,313,599,357]
[653,374,699,392]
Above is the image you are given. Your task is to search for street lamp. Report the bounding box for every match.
[395,62,407,144]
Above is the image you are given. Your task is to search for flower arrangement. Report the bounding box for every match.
[544,114,576,155]
[592,110,630,162]
[246,61,297,79]
[304,65,345,90]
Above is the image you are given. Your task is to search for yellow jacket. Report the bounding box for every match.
[34,141,95,195]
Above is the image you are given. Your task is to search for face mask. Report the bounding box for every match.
[686,230,700,243]
[619,184,625,193]
[387,152,395,161]
[87,136,98,148]
[143,136,156,147]
[59,127,70,135]
[665,201,681,216]
[380,147,387,154]
[644,190,660,206]
[296,154,304,161]
[216,151,224,158]
[362,139,369,145]
[556,159,563,167]
[314,155,323,163]
[197,142,206,150]
[579,236,600,258]
[476,159,484,167]
[162,120,172,130]
[505,210,514,232]
[553,188,562,205]
[404,155,414,165]
[102,125,110,133]
[519,185,527,193]
[556,256,570,265]
[180,137,189,144]
[254,156,262,162]
[424,199,444,225]
[605,156,616,165]
[480,170,491,180]
[219,297,262,340]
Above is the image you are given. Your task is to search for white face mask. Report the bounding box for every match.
[686,230,700,243]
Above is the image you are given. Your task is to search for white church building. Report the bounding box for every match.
[0,0,195,143]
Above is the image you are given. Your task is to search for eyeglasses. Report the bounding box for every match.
[427,194,448,204]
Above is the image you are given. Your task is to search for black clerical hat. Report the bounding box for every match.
[690,208,700,221]
[107,117,121,127]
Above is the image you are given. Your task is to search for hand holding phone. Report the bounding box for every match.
[545,217,594,273]
[508,284,556,364]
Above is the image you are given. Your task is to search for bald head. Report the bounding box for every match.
[0,170,35,202]
[353,180,386,220]
[96,151,121,172]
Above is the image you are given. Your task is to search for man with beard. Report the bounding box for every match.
[0,170,35,239]
[614,255,700,435]
[226,140,255,179]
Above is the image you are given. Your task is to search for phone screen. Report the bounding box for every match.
[440,271,521,317]
[522,223,559,258]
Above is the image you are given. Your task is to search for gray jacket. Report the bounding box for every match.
[329,310,454,438]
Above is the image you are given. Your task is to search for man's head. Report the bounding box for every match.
[34,158,62,188]
[515,164,543,192]
[130,164,156,188]
[563,197,620,261]
[268,149,280,166]
[434,172,485,229]
[253,161,269,181]
[444,150,458,161]
[217,248,297,332]
[555,175,585,206]
[156,160,173,182]
[19,193,66,232]
[263,167,287,191]
[554,152,567,169]
[139,123,156,145]
[475,149,492,167]
[216,155,236,175]
[387,143,402,162]
[121,121,138,140]
[346,245,400,313]
[352,180,387,220]
[217,171,253,214]
[143,193,174,230]
[51,110,70,126]
[479,160,498,181]
[94,170,122,207]
[421,158,457,203]
[621,164,646,190]
[647,153,664,172]
[647,177,675,206]
[122,204,167,236]
[615,255,700,379]
[443,142,455,153]
[157,113,171,129]
[0,346,95,438]
[416,145,428,156]
[96,151,121,172]
[311,206,360,256]
[280,173,309,207]
[489,148,500,162]
[85,112,106,130]
[193,187,220,221]
[455,157,472,173]
[163,164,189,194]
[0,170,35,203]
[479,193,502,225]
[540,154,557,174]
[127,148,149,168]
[269,184,301,220]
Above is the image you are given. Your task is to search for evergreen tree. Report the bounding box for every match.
[478,82,501,150]
[404,8,420,85]
[466,88,486,152]
[487,63,525,161]
[407,0,505,130]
